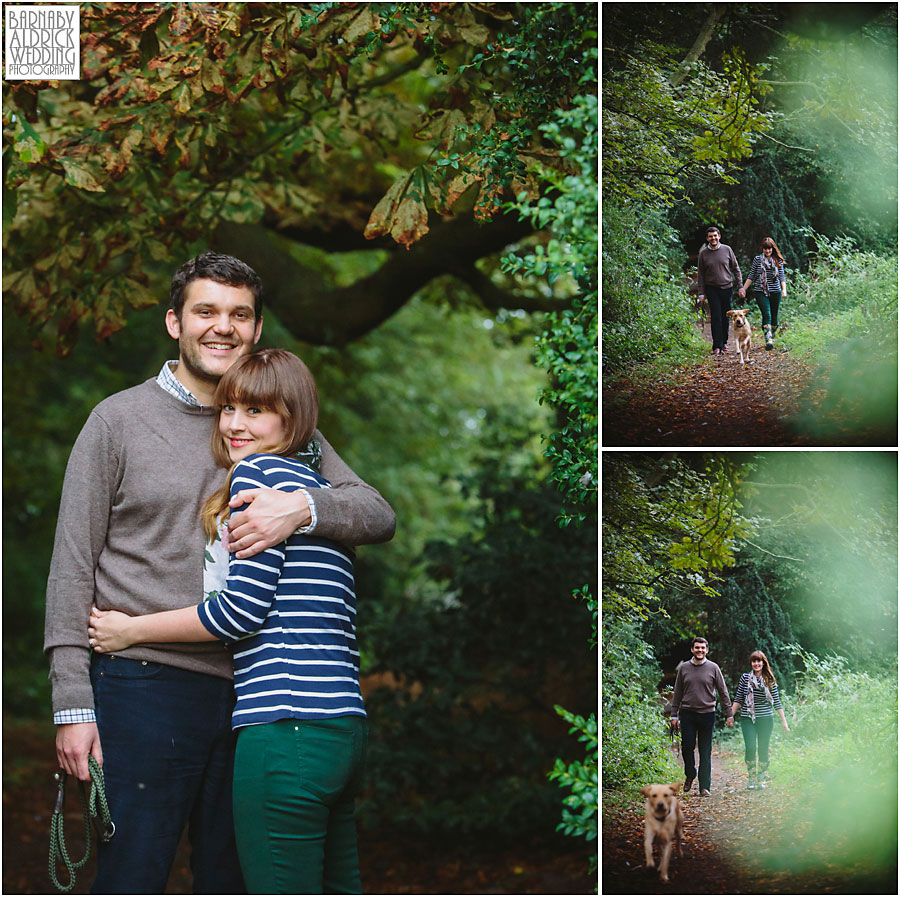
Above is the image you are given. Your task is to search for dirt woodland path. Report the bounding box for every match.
[601,744,895,896]
[3,718,595,895]
[603,320,856,447]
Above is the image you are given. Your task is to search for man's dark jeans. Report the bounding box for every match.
[90,654,245,895]
[706,285,733,350]
[679,708,716,792]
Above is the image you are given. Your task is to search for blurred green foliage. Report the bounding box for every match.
[601,619,682,789]
[753,646,897,884]
[359,438,597,841]
[742,452,898,664]
[602,202,708,380]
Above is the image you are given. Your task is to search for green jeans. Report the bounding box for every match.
[754,290,782,330]
[233,716,368,894]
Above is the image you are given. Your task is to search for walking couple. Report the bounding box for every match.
[697,225,788,355]
[669,638,790,794]
[47,252,396,894]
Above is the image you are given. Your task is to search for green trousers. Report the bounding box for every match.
[754,290,782,330]
[232,716,368,894]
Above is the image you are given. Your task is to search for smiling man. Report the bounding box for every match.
[669,637,733,797]
[44,252,395,894]
[165,276,263,402]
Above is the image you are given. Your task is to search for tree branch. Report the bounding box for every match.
[212,211,549,345]
[758,131,817,153]
[740,537,804,562]
[669,7,725,88]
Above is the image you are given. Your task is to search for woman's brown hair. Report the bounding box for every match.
[749,650,777,688]
[200,349,319,541]
[760,237,785,268]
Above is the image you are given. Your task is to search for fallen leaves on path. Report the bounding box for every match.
[603,339,814,447]
[601,745,896,894]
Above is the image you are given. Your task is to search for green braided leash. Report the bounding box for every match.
[49,756,115,892]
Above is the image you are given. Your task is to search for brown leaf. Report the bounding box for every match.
[456,21,490,45]
[60,159,105,192]
[173,82,192,114]
[110,123,143,176]
[200,57,224,94]
[363,174,409,240]
[343,5,381,44]
[390,195,429,248]
[364,172,430,248]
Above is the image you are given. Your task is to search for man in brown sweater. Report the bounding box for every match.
[697,226,743,356]
[670,637,734,795]
[45,252,396,893]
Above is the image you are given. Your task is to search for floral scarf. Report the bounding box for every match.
[759,254,780,294]
[746,671,775,721]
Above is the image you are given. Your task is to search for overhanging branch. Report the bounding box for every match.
[212,211,553,345]
[670,7,725,88]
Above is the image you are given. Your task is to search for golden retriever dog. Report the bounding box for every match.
[726,308,752,364]
[641,783,683,883]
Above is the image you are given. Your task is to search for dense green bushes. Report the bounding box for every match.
[601,619,681,789]
[779,230,898,440]
[785,644,897,753]
[722,645,898,881]
[602,203,708,378]
[359,453,597,842]
[788,228,898,324]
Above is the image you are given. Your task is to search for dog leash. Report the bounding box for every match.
[49,755,115,892]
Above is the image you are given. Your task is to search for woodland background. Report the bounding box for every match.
[603,3,898,444]
[2,3,597,893]
[602,451,898,892]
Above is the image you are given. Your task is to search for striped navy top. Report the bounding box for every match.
[733,672,783,718]
[746,254,786,293]
[196,453,365,729]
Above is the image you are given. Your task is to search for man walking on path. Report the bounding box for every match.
[697,226,743,357]
[670,637,734,795]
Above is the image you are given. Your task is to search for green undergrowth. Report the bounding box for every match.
[602,202,710,386]
[718,646,897,877]
[780,237,897,360]
[780,249,898,441]
[601,619,682,820]
[778,305,865,357]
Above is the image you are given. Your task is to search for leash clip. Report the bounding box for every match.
[92,812,115,843]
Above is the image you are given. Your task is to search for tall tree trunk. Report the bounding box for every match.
[670,7,725,87]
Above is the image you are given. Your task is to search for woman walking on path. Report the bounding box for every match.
[697,225,743,357]
[89,349,370,895]
[739,237,787,351]
[730,650,789,790]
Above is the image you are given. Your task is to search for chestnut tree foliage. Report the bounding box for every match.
[4,0,600,854]
[3,1,593,351]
